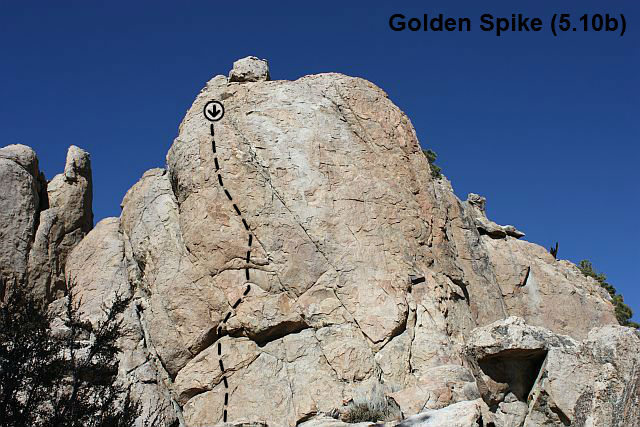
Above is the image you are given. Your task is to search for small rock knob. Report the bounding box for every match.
[467,193,487,215]
[229,56,270,83]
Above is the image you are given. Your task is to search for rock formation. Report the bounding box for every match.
[0,144,92,301]
[0,144,45,295]
[1,56,637,426]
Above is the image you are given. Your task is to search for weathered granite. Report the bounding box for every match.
[5,57,633,426]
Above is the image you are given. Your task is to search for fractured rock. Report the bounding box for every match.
[298,399,486,427]
[0,144,44,291]
[465,317,640,426]
[465,193,525,239]
[228,56,270,82]
[482,238,617,339]
[0,143,91,301]
[12,57,631,426]
[28,145,93,301]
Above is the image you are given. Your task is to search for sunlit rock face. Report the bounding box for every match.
[0,144,92,301]
[5,57,636,427]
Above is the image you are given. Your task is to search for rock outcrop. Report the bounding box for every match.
[28,145,93,301]
[0,144,45,295]
[466,193,525,239]
[2,57,637,426]
[0,144,92,301]
[228,56,270,83]
[465,317,640,426]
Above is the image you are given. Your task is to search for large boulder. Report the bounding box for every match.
[465,317,640,426]
[228,56,270,82]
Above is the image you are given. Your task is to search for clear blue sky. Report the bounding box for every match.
[1,1,638,321]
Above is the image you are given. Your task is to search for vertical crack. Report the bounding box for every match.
[207,115,256,423]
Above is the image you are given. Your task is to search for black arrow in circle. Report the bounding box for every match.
[204,100,224,121]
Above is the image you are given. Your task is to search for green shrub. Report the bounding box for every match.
[578,260,639,328]
[422,149,442,179]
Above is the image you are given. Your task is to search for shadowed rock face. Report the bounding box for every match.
[477,349,547,404]
[2,57,637,427]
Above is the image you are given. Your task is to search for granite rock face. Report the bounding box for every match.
[0,144,45,294]
[466,193,525,239]
[28,145,93,301]
[228,56,270,82]
[0,144,91,301]
[3,58,637,426]
[465,317,640,427]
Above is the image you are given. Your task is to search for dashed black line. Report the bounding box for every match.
[208,116,254,423]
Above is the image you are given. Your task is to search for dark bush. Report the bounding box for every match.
[340,380,400,423]
[422,149,442,178]
[0,280,139,426]
[342,402,386,422]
